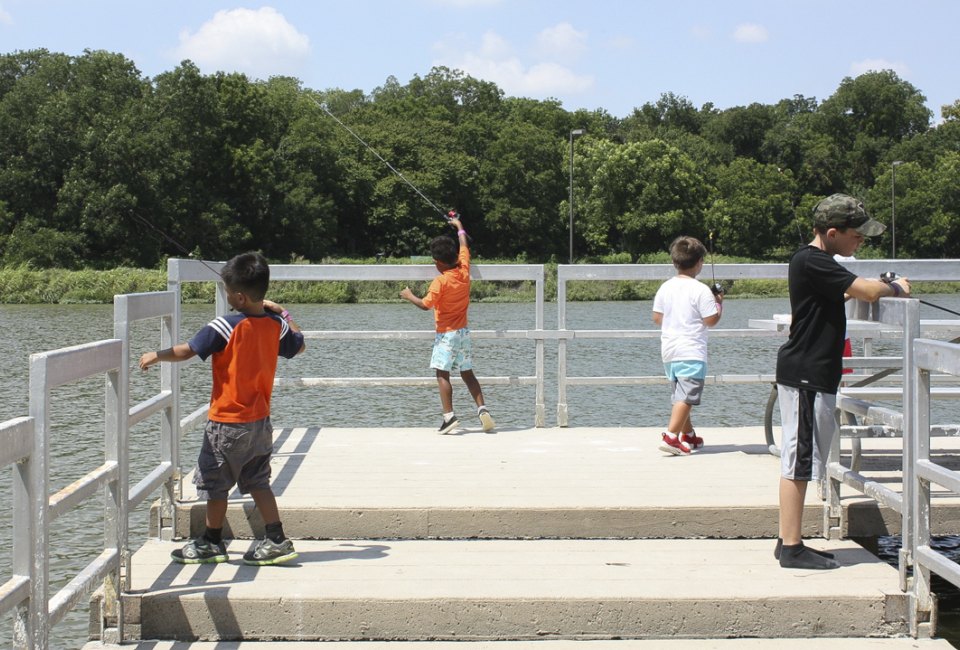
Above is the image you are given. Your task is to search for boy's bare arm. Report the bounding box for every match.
[847,276,911,302]
[263,299,306,355]
[703,293,723,327]
[400,287,430,310]
[139,343,196,370]
[448,217,467,248]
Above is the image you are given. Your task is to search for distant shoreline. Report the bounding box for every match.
[2,265,957,305]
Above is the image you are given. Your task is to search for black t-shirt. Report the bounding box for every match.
[775,245,857,394]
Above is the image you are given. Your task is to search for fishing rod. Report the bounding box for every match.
[881,271,960,317]
[707,231,723,296]
[129,213,223,280]
[312,98,452,224]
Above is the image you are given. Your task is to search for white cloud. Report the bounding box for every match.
[172,7,310,79]
[434,30,593,98]
[0,4,13,26]
[535,22,587,61]
[732,23,768,43]
[478,31,513,60]
[850,58,910,77]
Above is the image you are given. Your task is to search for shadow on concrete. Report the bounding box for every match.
[283,542,392,564]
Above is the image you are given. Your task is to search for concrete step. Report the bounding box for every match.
[161,427,960,540]
[84,638,956,649]
[118,538,910,642]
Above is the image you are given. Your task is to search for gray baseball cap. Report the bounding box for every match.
[813,193,886,237]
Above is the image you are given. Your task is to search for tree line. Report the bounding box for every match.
[1,48,959,269]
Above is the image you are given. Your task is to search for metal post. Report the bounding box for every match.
[26,355,51,650]
[905,299,932,636]
[897,299,919,592]
[557,267,569,426]
[568,129,584,264]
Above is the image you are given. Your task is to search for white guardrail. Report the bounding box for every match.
[168,258,548,428]
[3,259,960,646]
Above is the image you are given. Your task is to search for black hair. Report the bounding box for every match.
[430,235,459,266]
[220,251,270,301]
[668,236,707,271]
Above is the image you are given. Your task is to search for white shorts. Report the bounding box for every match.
[777,384,837,481]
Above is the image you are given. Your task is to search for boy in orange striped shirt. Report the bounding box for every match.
[401,214,495,434]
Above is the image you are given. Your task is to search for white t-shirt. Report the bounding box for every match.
[652,275,719,362]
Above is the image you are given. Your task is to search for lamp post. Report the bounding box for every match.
[569,128,585,264]
[891,160,903,259]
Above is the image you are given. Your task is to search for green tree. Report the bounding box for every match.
[578,138,709,257]
[705,159,796,258]
[817,71,931,188]
[868,155,960,258]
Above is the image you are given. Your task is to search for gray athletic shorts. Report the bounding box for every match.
[194,416,274,500]
[777,384,837,481]
[671,376,704,405]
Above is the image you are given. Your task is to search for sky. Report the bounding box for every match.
[1,0,958,121]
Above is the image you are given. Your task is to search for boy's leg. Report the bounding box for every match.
[250,488,281,527]
[462,369,496,432]
[667,401,692,435]
[778,477,807,545]
[205,498,229,530]
[242,488,298,565]
[436,369,454,413]
[776,385,839,569]
[461,369,485,407]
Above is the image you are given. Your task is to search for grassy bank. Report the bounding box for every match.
[1,260,957,305]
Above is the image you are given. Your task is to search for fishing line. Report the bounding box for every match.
[919,299,960,318]
[130,213,223,279]
[312,98,450,222]
[881,271,960,317]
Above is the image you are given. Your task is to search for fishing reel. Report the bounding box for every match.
[446,210,460,222]
[710,282,724,297]
[880,271,899,283]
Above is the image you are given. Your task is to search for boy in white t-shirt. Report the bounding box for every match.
[652,236,723,455]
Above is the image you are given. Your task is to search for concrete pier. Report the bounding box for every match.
[86,425,960,646]
[166,426,960,540]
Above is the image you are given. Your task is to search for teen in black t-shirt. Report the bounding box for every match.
[776,194,911,570]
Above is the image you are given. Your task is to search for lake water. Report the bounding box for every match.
[2,296,960,648]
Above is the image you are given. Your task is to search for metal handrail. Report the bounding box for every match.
[0,416,33,643]
[908,337,960,637]
[556,260,960,427]
[3,339,125,649]
[167,259,548,427]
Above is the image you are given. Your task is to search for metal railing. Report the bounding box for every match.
[1,339,125,649]
[0,416,34,645]
[908,336,960,637]
[824,299,920,566]
[556,260,960,427]
[168,259,549,426]
[556,263,797,426]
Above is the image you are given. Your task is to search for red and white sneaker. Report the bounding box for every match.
[680,431,704,450]
[658,433,691,456]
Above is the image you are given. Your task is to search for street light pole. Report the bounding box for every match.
[891,160,903,259]
[569,128,585,264]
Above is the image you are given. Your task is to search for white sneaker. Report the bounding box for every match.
[478,408,496,432]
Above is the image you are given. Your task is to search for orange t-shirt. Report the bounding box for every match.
[421,245,471,332]
[188,312,304,423]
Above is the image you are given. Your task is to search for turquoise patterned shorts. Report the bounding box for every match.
[430,328,473,372]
